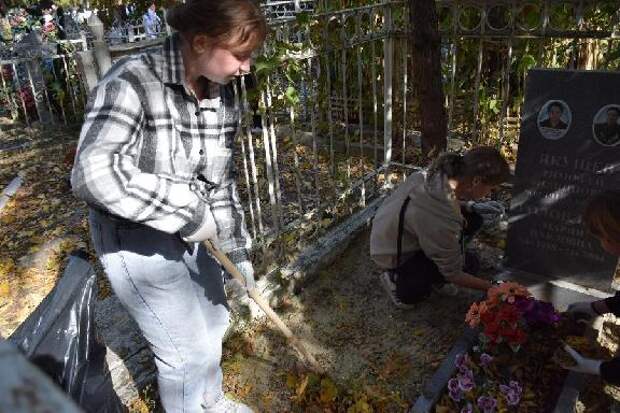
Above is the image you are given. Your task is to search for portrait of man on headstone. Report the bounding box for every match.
[593,105,620,147]
[537,100,571,140]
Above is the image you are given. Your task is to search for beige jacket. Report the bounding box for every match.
[370,171,464,279]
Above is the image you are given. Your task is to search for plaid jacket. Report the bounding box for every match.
[71,33,253,269]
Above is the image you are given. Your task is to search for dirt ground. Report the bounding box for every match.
[216,230,501,412]
[3,122,619,412]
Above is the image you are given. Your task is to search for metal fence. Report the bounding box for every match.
[262,0,316,22]
[1,0,618,269]
[106,18,168,45]
[233,0,620,270]
[0,38,88,126]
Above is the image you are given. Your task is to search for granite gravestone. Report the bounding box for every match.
[506,69,620,293]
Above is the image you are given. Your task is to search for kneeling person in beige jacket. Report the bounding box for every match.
[370,147,511,308]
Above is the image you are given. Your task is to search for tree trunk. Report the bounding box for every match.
[410,0,447,158]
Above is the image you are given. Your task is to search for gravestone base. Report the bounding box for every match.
[495,268,612,311]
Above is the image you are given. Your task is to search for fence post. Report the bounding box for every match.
[75,49,99,93]
[163,8,172,35]
[15,32,54,125]
[88,15,112,78]
[383,4,394,167]
[80,31,88,51]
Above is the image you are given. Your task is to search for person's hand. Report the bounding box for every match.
[566,301,598,321]
[561,344,602,375]
[225,261,256,300]
[236,261,256,290]
[181,206,217,242]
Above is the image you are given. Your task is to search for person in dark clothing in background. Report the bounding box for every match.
[112,0,128,24]
[564,191,620,384]
[55,5,66,39]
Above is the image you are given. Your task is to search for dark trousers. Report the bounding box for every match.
[395,208,483,304]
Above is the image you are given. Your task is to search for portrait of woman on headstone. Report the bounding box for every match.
[592,105,620,147]
[537,100,572,140]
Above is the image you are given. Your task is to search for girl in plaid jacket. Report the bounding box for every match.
[71,1,267,411]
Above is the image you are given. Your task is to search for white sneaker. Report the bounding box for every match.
[380,271,415,310]
[432,283,459,296]
[203,396,254,413]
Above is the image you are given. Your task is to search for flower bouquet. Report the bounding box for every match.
[465,282,560,352]
[435,282,615,412]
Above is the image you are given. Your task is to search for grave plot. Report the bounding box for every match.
[414,69,620,413]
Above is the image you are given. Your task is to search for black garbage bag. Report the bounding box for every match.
[9,250,125,413]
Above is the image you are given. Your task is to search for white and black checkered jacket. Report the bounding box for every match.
[71,33,252,268]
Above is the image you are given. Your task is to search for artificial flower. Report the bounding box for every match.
[499,380,522,406]
[479,353,493,367]
[477,395,498,413]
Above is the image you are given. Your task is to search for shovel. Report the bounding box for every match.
[203,239,323,373]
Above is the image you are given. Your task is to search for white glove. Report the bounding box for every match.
[182,205,217,243]
[563,344,602,375]
[566,301,598,321]
[224,261,256,300]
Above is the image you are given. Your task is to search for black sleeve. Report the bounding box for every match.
[600,358,620,385]
[603,291,620,316]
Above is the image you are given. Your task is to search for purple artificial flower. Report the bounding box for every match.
[516,297,560,325]
[455,353,470,371]
[477,395,498,413]
[449,389,463,402]
[457,369,475,392]
[448,378,463,401]
[515,296,535,313]
[499,386,520,406]
[460,403,473,413]
[509,380,522,394]
[448,378,460,393]
[499,381,522,406]
[480,353,493,367]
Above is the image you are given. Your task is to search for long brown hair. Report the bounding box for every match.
[166,0,267,54]
[583,191,620,243]
[428,146,511,185]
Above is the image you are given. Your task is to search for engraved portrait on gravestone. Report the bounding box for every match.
[592,105,620,147]
[537,100,572,140]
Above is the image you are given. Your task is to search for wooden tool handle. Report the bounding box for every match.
[203,240,322,372]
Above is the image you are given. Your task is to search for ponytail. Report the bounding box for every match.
[429,146,510,185]
[428,153,466,180]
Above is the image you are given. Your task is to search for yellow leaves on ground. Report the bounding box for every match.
[0,258,15,299]
[295,374,310,400]
[0,280,9,298]
[347,398,373,413]
[319,377,339,404]
[284,370,405,411]
[0,129,90,336]
[0,257,15,276]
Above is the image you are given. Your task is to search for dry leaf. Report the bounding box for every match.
[319,377,338,404]
[0,280,9,298]
[295,375,309,400]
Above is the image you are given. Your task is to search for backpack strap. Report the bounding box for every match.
[396,196,412,269]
